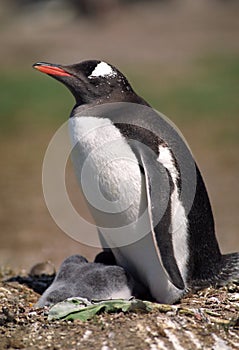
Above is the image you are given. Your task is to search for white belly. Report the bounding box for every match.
[69,116,143,227]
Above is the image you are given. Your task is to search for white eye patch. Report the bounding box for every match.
[88,62,117,79]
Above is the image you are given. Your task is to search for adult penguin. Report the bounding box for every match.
[33,60,239,304]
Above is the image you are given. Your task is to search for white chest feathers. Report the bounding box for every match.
[68,117,143,225]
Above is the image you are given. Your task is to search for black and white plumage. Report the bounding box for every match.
[33,60,239,304]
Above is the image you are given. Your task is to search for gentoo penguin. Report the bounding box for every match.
[36,255,133,307]
[33,60,239,304]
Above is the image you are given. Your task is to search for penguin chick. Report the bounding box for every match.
[36,255,133,307]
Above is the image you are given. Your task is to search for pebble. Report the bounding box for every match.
[228,293,239,302]
[29,261,55,277]
[108,331,115,339]
[82,329,92,340]
[101,346,110,350]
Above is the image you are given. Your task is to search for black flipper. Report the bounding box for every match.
[131,141,185,290]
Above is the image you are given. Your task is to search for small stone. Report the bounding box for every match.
[0,287,12,295]
[82,330,92,340]
[101,346,110,350]
[108,331,115,339]
[29,261,56,277]
[2,307,15,323]
[228,293,239,302]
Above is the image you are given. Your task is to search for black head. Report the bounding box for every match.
[33,60,139,106]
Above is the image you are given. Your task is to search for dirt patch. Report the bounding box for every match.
[0,268,239,350]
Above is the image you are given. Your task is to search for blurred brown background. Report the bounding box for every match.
[0,0,238,271]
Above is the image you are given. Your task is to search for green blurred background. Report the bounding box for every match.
[0,0,238,270]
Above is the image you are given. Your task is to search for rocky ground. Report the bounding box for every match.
[0,267,239,350]
[1,0,239,268]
